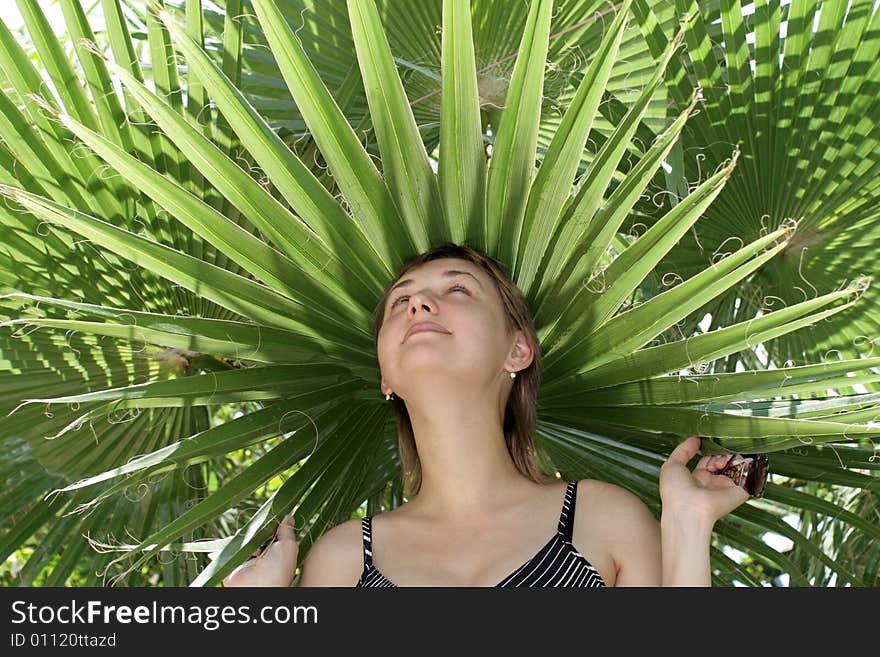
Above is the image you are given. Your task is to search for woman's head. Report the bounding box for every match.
[371,242,556,497]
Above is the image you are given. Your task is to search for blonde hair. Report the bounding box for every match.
[371,242,557,498]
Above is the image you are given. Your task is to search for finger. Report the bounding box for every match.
[276,514,296,541]
[702,466,751,498]
[706,453,735,471]
[665,435,701,467]
[717,477,752,506]
[706,465,752,495]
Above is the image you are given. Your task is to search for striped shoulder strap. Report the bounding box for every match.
[361,516,374,568]
[556,481,578,543]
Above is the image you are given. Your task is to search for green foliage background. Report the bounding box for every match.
[1,0,879,587]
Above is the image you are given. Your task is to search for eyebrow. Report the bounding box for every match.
[389,269,484,298]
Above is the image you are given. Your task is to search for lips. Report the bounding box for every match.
[403,321,452,343]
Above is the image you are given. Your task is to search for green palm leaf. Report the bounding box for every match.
[1,0,878,588]
[630,0,880,370]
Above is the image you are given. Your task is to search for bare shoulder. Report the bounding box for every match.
[575,479,661,586]
[577,479,656,521]
[297,517,365,587]
[576,478,659,540]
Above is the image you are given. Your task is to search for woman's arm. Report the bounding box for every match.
[658,436,751,587]
[599,487,719,587]
[609,437,752,586]
[660,510,714,586]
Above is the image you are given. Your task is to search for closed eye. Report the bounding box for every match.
[392,284,469,307]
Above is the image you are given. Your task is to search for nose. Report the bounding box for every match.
[405,290,436,315]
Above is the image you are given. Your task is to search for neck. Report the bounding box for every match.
[400,382,537,521]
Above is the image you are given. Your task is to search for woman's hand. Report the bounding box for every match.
[659,436,751,524]
[222,514,299,587]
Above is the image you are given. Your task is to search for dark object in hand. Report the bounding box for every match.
[717,453,768,498]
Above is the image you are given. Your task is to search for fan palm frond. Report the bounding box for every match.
[1,0,878,587]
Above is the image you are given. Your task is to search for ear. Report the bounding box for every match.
[380,380,392,396]
[505,329,534,372]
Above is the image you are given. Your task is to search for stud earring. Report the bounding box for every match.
[385,392,394,401]
[510,371,516,379]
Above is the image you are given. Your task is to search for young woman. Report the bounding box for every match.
[224,243,751,587]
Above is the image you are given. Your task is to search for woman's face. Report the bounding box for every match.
[377,258,519,399]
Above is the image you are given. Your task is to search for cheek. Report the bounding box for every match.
[460,319,505,354]
[376,329,390,361]
[376,325,400,366]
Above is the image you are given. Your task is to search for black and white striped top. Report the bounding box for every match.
[356,480,607,587]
